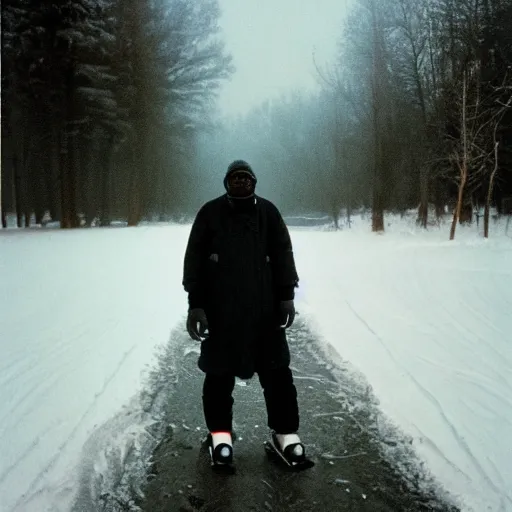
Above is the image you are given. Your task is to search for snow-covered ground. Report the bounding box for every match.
[0,226,189,511]
[296,216,512,512]
[0,214,511,512]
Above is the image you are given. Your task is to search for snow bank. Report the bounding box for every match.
[294,214,512,512]
[1,214,510,511]
[0,226,189,511]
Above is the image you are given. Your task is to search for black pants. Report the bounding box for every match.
[202,367,299,434]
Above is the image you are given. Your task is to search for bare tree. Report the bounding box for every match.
[313,61,354,228]
[121,0,233,226]
[484,87,512,237]
[449,71,470,240]
[448,68,512,240]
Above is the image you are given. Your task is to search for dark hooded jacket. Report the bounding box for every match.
[182,192,299,379]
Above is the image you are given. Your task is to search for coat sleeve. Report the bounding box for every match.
[267,202,299,300]
[182,205,210,309]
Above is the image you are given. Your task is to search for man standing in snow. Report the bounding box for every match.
[182,159,306,467]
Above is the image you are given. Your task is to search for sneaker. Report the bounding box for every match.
[274,432,305,462]
[210,431,233,465]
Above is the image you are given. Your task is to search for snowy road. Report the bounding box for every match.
[0,217,511,511]
[294,225,512,511]
[139,321,458,512]
[0,226,189,512]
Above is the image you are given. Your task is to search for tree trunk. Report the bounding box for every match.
[484,142,499,238]
[331,202,340,230]
[1,159,8,228]
[372,131,385,232]
[450,168,467,240]
[49,127,61,222]
[60,130,79,228]
[412,28,429,229]
[127,128,145,226]
[23,145,31,228]
[483,196,490,238]
[372,196,384,231]
[13,156,24,227]
[371,122,385,232]
[370,0,385,233]
[35,209,44,226]
[33,155,46,225]
[100,138,114,227]
[417,201,428,228]
[0,151,2,228]
[18,124,34,228]
[127,165,142,226]
[450,72,469,241]
[435,202,444,220]
[60,68,79,229]
[69,134,79,227]
[417,166,429,228]
[60,128,71,228]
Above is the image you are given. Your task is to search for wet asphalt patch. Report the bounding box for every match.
[138,318,459,512]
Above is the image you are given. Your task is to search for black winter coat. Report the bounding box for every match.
[182,194,299,379]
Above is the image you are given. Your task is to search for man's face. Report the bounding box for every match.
[227,171,255,197]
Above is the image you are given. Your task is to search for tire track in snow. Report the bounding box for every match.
[0,370,63,429]
[411,250,512,409]
[1,318,127,432]
[0,424,54,485]
[345,300,504,500]
[0,332,105,428]
[461,284,507,341]
[0,320,92,389]
[12,344,138,510]
[410,250,508,397]
[409,423,473,481]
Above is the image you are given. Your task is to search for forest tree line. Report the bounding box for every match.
[195,0,512,239]
[1,0,232,228]
[2,0,512,239]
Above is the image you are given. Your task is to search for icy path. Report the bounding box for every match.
[294,226,512,512]
[139,320,458,512]
[0,226,190,512]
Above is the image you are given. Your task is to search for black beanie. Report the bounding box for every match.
[224,160,257,191]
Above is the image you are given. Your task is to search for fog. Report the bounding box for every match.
[216,0,353,118]
[187,0,353,215]
[190,94,362,218]
[2,0,511,230]
[189,0,512,230]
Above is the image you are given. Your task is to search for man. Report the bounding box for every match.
[182,159,306,467]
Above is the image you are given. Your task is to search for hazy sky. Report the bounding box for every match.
[216,0,352,117]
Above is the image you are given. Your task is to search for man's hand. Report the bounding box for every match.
[279,300,295,329]
[187,308,209,341]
